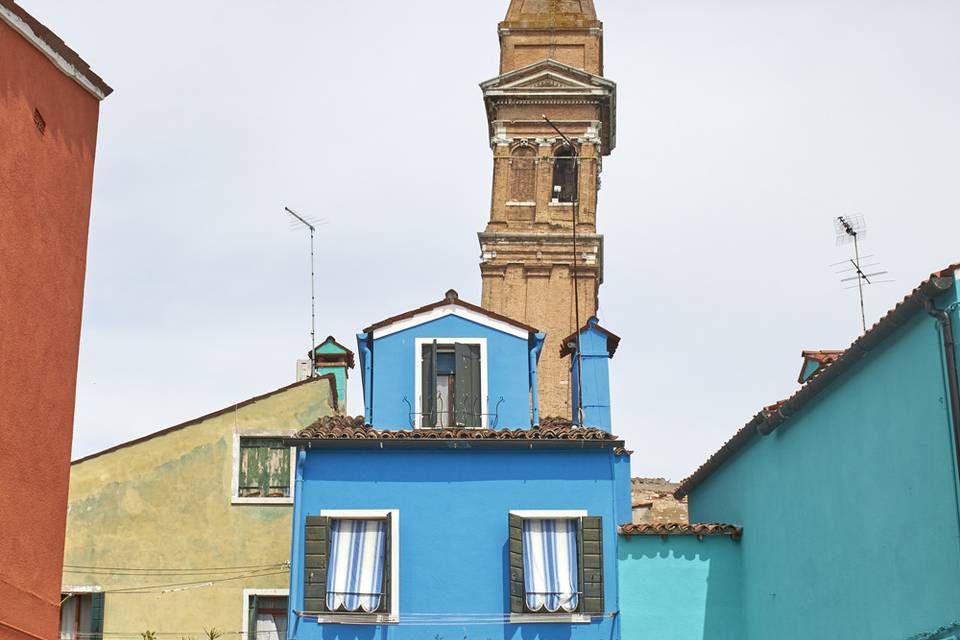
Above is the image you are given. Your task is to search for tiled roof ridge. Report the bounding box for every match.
[296,414,620,442]
[675,261,960,499]
[618,522,742,540]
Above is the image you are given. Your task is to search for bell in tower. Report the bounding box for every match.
[478,0,617,420]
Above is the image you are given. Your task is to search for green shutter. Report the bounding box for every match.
[304,515,329,613]
[266,441,290,497]
[380,513,392,614]
[421,343,437,427]
[247,594,258,640]
[455,344,481,427]
[508,514,525,613]
[89,592,104,640]
[579,516,604,615]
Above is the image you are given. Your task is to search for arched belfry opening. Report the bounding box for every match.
[551,146,578,204]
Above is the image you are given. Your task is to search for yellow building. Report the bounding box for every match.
[60,375,339,639]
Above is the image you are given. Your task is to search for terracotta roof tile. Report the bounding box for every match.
[559,319,621,358]
[619,522,742,540]
[797,349,844,384]
[676,261,960,499]
[295,414,621,444]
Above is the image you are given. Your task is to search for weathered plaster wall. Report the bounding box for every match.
[63,378,336,636]
[0,16,103,639]
[618,535,743,640]
[290,448,633,640]
[688,291,960,640]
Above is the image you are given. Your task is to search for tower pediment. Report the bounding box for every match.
[481,59,617,153]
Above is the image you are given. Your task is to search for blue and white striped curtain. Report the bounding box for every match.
[326,519,386,613]
[522,518,579,612]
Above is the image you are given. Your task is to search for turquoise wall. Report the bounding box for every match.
[619,535,743,640]
[688,288,960,639]
[316,365,346,407]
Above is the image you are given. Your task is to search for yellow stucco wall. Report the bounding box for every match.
[62,377,336,637]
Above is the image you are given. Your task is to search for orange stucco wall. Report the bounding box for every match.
[0,18,103,639]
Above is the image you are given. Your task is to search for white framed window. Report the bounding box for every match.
[241,588,288,640]
[60,587,104,640]
[303,509,400,624]
[414,338,488,429]
[507,510,598,624]
[231,433,296,505]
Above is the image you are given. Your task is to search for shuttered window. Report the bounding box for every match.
[508,514,604,616]
[59,592,104,640]
[421,343,482,428]
[238,438,290,498]
[247,595,287,640]
[303,514,393,616]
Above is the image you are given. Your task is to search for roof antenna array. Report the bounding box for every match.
[284,206,327,376]
[831,215,892,333]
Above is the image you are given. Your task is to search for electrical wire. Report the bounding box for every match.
[63,561,287,573]
[98,568,288,595]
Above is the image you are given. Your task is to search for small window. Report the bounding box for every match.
[509,146,537,202]
[551,146,578,204]
[508,513,603,617]
[60,592,104,640]
[303,513,395,621]
[238,438,291,499]
[246,594,288,640]
[421,342,482,428]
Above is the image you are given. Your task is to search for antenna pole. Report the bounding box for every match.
[285,206,318,377]
[543,115,584,426]
[854,232,866,333]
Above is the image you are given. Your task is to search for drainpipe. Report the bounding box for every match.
[925,299,960,488]
[289,449,307,637]
[357,333,373,424]
[529,332,545,427]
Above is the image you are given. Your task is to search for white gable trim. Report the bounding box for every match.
[372,304,529,340]
[0,5,107,100]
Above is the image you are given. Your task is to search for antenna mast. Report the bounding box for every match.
[284,206,324,376]
[833,215,890,333]
[542,115,584,426]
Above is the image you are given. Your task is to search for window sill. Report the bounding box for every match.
[548,201,574,207]
[231,496,293,505]
[509,613,592,624]
[506,201,536,207]
[307,613,399,625]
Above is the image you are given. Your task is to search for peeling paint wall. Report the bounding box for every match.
[63,377,336,636]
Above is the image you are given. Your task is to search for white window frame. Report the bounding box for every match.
[508,509,591,625]
[241,588,289,640]
[231,432,297,505]
[414,338,488,429]
[315,509,400,624]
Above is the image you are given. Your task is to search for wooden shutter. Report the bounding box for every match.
[508,514,525,613]
[247,594,258,640]
[304,515,329,613]
[89,592,104,640]
[380,513,392,614]
[421,343,437,427]
[454,344,481,427]
[266,440,290,497]
[579,516,604,615]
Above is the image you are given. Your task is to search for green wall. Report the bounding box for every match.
[688,288,960,639]
[619,535,743,640]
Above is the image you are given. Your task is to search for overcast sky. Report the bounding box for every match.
[29,0,960,481]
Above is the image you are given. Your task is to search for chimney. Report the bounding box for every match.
[309,336,356,412]
[560,317,620,431]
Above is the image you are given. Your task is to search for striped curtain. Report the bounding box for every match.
[326,519,386,613]
[522,518,579,613]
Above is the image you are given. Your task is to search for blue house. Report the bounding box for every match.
[286,290,632,640]
[618,263,960,640]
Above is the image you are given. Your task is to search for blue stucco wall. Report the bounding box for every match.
[369,314,533,429]
[688,291,960,640]
[289,447,632,640]
[569,322,613,431]
[618,536,743,640]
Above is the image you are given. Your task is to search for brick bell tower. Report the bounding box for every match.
[478,0,617,419]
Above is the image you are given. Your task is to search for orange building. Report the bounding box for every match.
[0,1,111,637]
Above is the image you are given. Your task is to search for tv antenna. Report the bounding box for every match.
[831,215,892,333]
[284,206,326,376]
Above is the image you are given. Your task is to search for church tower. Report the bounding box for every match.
[478,0,617,419]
